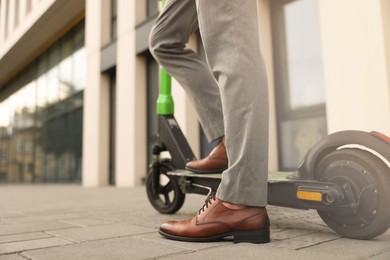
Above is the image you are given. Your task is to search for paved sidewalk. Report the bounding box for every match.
[0,185,389,260]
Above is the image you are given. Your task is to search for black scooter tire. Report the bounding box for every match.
[316,148,390,239]
[146,160,185,214]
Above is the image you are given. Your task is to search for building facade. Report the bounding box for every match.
[0,0,389,186]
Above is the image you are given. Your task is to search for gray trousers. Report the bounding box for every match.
[149,0,269,207]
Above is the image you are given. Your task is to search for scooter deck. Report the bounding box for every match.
[167,170,292,183]
[167,169,341,210]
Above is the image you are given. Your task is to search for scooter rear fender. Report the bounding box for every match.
[296,130,390,180]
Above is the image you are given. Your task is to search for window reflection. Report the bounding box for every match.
[8,94,17,137]
[0,21,85,183]
[59,33,74,99]
[16,88,26,129]
[284,0,325,109]
[25,82,37,116]
[37,55,48,111]
[111,0,117,40]
[147,56,159,168]
[272,0,327,171]
[147,0,159,17]
[47,45,60,105]
[73,48,86,91]
[73,24,86,91]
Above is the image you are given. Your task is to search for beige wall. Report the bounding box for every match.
[83,0,110,187]
[115,0,147,187]
[319,0,390,134]
[381,0,390,112]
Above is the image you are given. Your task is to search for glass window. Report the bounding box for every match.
[0,103,4,130]
[271,0,327,170]
[47,45,60,105]
[0,100,7,135]
[0,107,4,139]
[15,87,26,129]
[24,81,36,130]
[284,0,325,109]
[0,98,10,182]
[8,92,18,182]
[8,93,17,137]
[147,0,159,17]
[37,54,48,111]
[280,116,327,169]
[111,0,117,40]
[0,21,85,183]
[73,24,86,91]
[109,72,116,185]
[72,48,86,92]
[59,33,74,99]
[146,55,159,167]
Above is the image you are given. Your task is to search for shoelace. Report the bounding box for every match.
[198,193,216,215]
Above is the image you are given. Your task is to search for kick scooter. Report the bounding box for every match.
[146,1,390,240]
[145,64,390,240]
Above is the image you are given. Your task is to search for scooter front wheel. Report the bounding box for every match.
[146,160,185,214]
[316,148,390,239]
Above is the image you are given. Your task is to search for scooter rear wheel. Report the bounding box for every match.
[316,148,390,239]
[146,160,185,214]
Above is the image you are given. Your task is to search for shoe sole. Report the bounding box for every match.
[159,229,270,244]
[184,167,228,174]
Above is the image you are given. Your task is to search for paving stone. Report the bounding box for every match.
[301,238,390,259]
[0,186,389,260]
[0,232,52,244]
[0,254,26,260]
[368,250,390,260]
[133,232,231,251]
[275,221,334,234]
[22,236,188,260]
[121,210,197,229]
[267,239,319,250]
[271,229,316,240]
[47,223,155,242]
[2,213,83,224]
[0,221,78,236]
[0,237,73,254]
[0,212,26,219]
[297,231,341,243]
[59,217,115,227]
[158,243,349,260]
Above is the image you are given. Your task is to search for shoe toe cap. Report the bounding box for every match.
[159,221,176,234]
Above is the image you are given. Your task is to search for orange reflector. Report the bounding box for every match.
[296,191,323,202]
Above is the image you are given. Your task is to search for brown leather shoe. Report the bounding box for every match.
[185,136,228,173]
[159,194,270,244]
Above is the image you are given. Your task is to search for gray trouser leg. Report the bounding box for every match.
[150,0,269,207]
[149,0,225,142]
[195,0,269,207]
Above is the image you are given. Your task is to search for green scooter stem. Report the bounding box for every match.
[157,69,174,115]
[156,0,174,115]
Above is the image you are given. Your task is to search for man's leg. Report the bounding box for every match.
[149,0,224,142]
[156,0,271,243]
[196,0,269,207]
